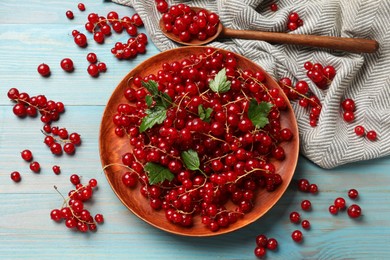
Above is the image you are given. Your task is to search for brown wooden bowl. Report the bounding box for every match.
[99,46,299,237]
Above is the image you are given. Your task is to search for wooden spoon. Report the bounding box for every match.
[159,7,379,53]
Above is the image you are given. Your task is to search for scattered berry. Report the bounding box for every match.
[256,234,268,247]
[301,220,310,229]
[52,165,61,175]
[366,130,377,141]
[309,184,318,194]
[74,33,87,47]
[291,230,303,243]
[78,3,86,11]
[87,64,99,77]
[348,189,359,199]
[254,246,266,258]
[30,161,40,173]
[301,200,312,211]
[287,12,302,31]
[347,204,362,218]
[334,197,346,209]
[270,3,278,12]
[70,174,81,185]
[266,238,278,250]
[354,125,365,136]
[21,149,33,161]
[10,171,21,182]
[60,58,74,72]
[37,63,51,77]
[87,53,98,63]
[329,205,338,215]
[290,211,301,223]
[66,10,74,19]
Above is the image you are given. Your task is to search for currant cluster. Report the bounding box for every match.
[304,62,336,89]
[84,12,143,44]
[287,12,303,31]
[329,189,362,218]
[111,33,148,60]
[50,176,103,232]
[161,4,220,42]
[86,52,107,77]
[278,78,322,127]
[111,47,294,231]
[7,88,65,124]
[254,234,278,258]
[42,124,81,155]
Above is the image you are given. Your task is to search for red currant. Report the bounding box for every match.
[354,125,365,136]
[289,211,300,223]
[347,204,362,218]
[66,10,74,19]
[74,33,87,47]
[255,234,268,247]
[78,3,86,11]
[60,58,74,72]
[366,130,377,141]
[348,188,359,199]
[21,149,33,161]
[70,174,81,185]
[37,63,51,77]
[329,205,338,215]
[30,161,40,173]
[266,238,278,250]
[87,64,99,77]
[291,230,303,243]
[270,3,278,12]
[254,246,266,258]
[342,98,355,112]
[301,200,312,211]
[334,197,346,209]
[52,165,61,175]
[10,171,21,182]
[301,220,310,229]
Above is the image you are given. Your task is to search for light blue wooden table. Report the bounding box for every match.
[1,1,390,259]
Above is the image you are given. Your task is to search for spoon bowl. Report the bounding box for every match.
[159,7,379,53]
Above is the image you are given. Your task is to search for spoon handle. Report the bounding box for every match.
[222,28,379,53]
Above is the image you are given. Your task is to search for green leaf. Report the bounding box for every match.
[144,162,175,185]
[145,95,153,107]
[209,68,231,94]
[181,149,200,171]
[248,99,273,129]
[139,106,167,132]
[142,80,159,96]
[141,80,172,109]
[198,105,213,123]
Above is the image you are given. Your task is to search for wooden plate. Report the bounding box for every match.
[99,46,299,237]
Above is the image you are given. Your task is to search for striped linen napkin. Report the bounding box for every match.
[111,0,390,169]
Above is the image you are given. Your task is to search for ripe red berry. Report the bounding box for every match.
[297,178,310,192]
[334,197,346,209]
[289,211,301,223]
[254,246,266,258]
[343,111,355,123]
[348,188,359,199]
[60,58,74,72]
[64,143,76,154]
[97,62,107,72]
[354,125,365,136]
[309,183,318,194]
[30,161,41,173]
[74,33,87,47]
[266,238,278,250]
[87,64,99,77]
[10,171,21,182]
[291,230,303,243]
[329,205,338,215]
[94,213,104,223]
[301,220,310,229]
[66,10,74,19]
[52,165,61,175]
[342,98,355,112]
[255,234,268,247]
[288,12,300,23]
[78,3,86,11]
[21,149,33,161]
[347,204,362,218]
[366,130,377,141]
[270,3,278,12]
[50,209,62,221]
[37,63,51,77]
[86,53,98,63]
[301,200,312,211]
[70,174,81,185]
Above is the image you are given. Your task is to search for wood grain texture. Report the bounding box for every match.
[1,0,390,259]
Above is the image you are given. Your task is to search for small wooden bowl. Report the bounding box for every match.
[99,46,299,237]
